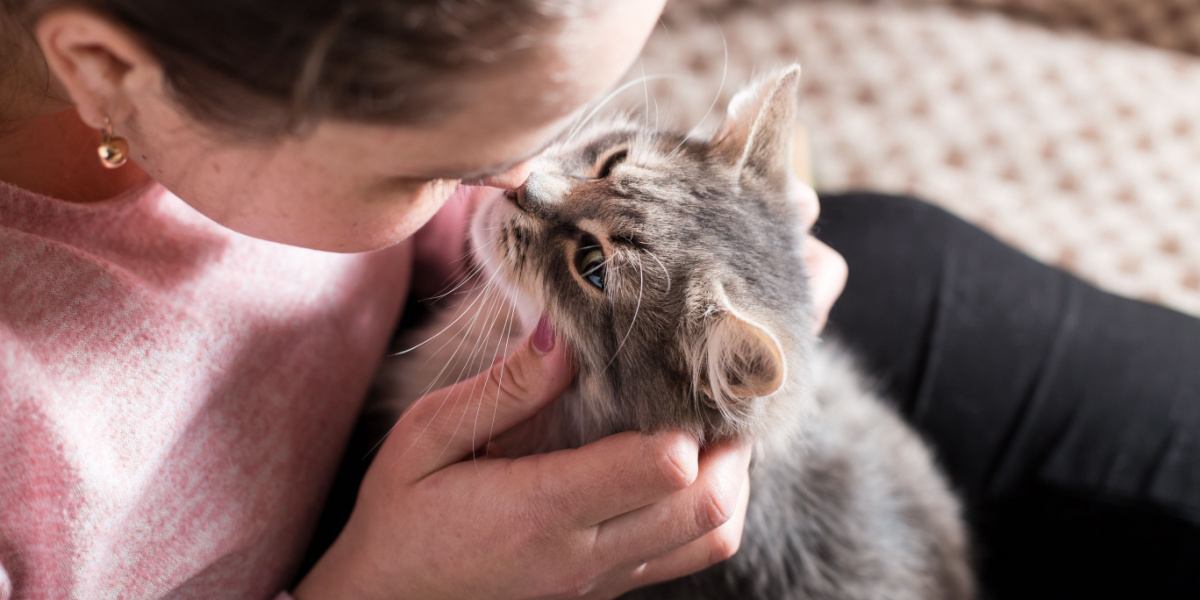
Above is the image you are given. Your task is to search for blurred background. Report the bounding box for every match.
[628,0,1200,316]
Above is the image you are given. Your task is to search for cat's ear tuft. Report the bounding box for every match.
[712,64,802,190]
[702,306,786,402]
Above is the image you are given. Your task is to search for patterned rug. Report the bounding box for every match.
[631,0,1200,316]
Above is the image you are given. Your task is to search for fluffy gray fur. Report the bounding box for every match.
[377,65,973,599]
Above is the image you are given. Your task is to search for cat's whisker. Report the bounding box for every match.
[596,254,621,312]
[395,283,499,455]
[485,300,518,457]
[366,269,506,459]
[603,252,644,372]
[389,262,499,356]
[640,61,651,131]
[643,247,672,293]
[364,285,497,459]
[429,283,511,467]
[563,74,679,146]
[462,286,514,447]
[422,259,486,303]
[653,88,661,132]
[671,28,728,157]
[418,271,509,370]
[475,296,517,466]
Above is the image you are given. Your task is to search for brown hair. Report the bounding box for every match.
[4,0,584,134]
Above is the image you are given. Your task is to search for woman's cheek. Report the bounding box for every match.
[424,179,462,208]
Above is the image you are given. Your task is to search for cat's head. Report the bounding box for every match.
[470,65,815,445]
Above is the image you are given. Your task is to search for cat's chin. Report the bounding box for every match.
[468,197,543,334]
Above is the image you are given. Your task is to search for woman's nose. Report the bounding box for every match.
[471,160,532,190]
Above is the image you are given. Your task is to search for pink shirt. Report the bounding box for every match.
[0,180,412,598]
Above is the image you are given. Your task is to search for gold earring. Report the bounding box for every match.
[97,117,130,169]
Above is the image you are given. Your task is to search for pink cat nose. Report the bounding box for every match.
[505,184,531,212]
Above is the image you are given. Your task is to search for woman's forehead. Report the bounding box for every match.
[298,0,664,182]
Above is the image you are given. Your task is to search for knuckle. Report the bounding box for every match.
[521,456,587,532]
[706,528,742,565]
[826,245,848,278]
[401,391,448,434]
[516,503,556,546]
[523,472,569,532]
[697,485,736,531]
[799,186,820,220]
[653,436,698,490]
[551,566,600,598]
[486,355,536,404]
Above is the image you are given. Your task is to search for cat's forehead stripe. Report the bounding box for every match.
[579,130,639,164]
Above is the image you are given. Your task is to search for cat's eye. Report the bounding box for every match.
[574,234,606,291]
[596,148,628,179]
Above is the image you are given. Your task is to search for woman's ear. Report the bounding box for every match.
[34,7,163,129]
[711,64,802,191]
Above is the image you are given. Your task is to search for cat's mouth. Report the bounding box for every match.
[468,195,544,333]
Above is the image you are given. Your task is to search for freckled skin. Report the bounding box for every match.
[380,68,973,599]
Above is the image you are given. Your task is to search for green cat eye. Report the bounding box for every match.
[574,235,607,290]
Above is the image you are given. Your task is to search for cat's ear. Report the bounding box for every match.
[711,64,802,190]
[700,305,787,401]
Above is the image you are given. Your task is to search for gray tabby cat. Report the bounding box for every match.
[378,65,974,599]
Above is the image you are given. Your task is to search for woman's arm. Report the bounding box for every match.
[294,320,752,599]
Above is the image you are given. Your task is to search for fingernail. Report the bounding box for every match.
[532,315,555,354]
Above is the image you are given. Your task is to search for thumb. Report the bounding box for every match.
[388,315,573,481]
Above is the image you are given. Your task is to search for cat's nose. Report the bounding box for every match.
[505,184,532,213]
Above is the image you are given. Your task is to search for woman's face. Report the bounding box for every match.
[120,0,665,252]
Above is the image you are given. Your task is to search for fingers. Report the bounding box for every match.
[521,431,700,528]
[631,471,751,589]
[793,183,821,230]
[387,316,573,482]
[592,439,753,568]
[806,236,847,334]
[789,184,845,333]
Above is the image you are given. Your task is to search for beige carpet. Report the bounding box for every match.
[629,0,1200,316]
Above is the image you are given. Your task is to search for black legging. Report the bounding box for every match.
[818,192,1200,600]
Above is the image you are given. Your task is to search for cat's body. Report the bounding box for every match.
[380,305,970,600]
[630,345,971,600]
[376,66,973,599]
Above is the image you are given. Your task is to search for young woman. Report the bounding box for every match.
[0,2,849,598]
[1,1,1195,599]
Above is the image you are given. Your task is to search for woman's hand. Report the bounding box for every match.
[796,184,847,333]
[294,319,751,600]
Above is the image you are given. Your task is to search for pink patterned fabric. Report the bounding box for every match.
[0,180,412,599]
